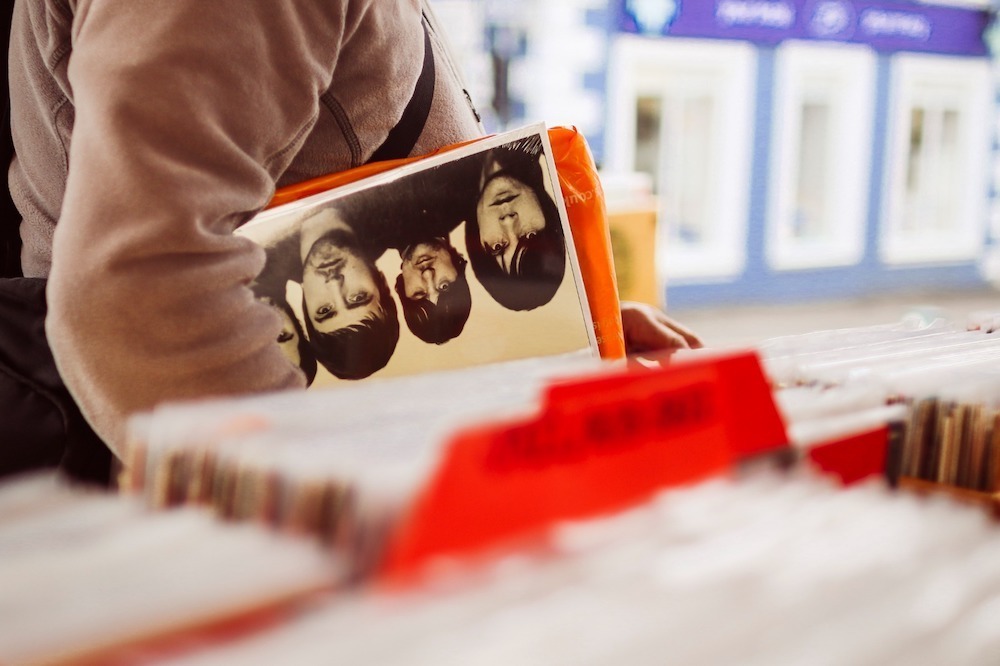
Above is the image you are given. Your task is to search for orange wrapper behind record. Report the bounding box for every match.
[547,127,625,360]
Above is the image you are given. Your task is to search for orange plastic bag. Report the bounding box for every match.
[268,127,626,360]
[547,127,625,360]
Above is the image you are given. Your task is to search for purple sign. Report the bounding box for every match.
[618,0,989,56]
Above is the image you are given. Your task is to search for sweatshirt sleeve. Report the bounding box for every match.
[46,1,373,455]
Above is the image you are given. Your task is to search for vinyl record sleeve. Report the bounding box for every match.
[238,124,598,388]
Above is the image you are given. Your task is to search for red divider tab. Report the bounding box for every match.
[378,351,788,581]
[806,426,889,486]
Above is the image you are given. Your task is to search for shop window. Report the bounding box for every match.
[793,101,831,240]
[882,54,991,264]
[768,42,874,270]
[635,93,714,245]
[634,96,663,194]
[607,37,755,281]
[901,106,960,233]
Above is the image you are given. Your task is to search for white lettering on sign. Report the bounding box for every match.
[716,0,795,29]
[860,9,931,41]
[809,0,853,38]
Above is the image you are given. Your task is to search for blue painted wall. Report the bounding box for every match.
[666,46,990,309]
[599,0,997,307]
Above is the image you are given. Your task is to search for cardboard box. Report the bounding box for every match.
[607,206,662,309]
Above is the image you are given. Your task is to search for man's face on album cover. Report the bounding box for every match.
[400,240,459,304]
[302,232,382,334]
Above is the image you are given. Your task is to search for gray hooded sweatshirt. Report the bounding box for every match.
[9,0,483,454]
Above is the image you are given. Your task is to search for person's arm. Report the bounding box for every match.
[45,1,413,456]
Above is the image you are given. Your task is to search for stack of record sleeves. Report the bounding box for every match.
[0,473,336,664]
[153,469,1000,665]
[10,315,1000,662]
[119,355,609,572]
[748,316,1000,508]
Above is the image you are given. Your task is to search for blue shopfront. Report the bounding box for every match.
[598,0,997,307]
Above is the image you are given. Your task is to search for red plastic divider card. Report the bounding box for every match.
[806,426,890,486]
[379,351,788,580]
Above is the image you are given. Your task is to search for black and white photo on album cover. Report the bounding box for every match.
[238,124,597,388]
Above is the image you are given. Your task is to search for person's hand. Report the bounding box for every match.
[621,301,704,355]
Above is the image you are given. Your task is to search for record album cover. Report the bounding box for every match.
[239,124,597,387]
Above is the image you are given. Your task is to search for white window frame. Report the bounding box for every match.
[767,41,875,270]
[881,53,992,265]
[607,36,756,282]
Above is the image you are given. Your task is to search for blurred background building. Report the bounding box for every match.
[429,0,1000,311]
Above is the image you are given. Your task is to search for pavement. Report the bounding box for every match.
[668,286,1000,349]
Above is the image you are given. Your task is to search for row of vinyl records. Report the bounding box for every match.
[760,315,1000,507]
[121,314,1000,541]
[7,314,1000,663]
[6,458,1000,663]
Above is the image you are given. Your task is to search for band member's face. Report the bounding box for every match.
[274,307,302,368]
[302,239,381,334]
[259,296,302,367]
[400,242,458,305]
[476,175,547,273]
